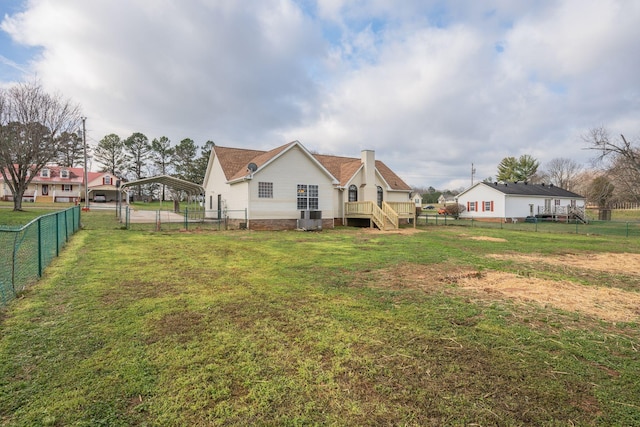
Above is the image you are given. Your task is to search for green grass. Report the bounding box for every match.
[0,207,67,228]
[1,211,639,425]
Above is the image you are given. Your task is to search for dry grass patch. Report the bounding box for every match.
[459,271,640,323]
[488,252,640,276]
[468,235,508,242]
[359,259,640,323]
[354,262,481,293]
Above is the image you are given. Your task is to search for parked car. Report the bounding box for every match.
[424,205,435,209]
[93,195,106,203]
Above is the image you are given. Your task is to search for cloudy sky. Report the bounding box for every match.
[1,0,639,190]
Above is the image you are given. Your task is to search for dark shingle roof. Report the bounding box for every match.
[485,182,584,198]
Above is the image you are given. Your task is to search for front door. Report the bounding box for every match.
[41,185,49,196]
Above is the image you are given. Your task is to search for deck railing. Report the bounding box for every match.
[345,201,416,229]
[386,202,416,216]
[382,202,398,229]
[345,201,373,215]
[537,205,586,218]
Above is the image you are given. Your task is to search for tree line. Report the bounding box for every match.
[2,81,639,211]
[91,132,213,200]
[415,128,640,209]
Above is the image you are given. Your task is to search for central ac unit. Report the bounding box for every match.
[297,210,322,230]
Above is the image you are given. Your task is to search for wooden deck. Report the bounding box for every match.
[344,201,416,230]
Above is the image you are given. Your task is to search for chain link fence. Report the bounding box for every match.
[117,205,247,231]
[0,206,81,307]
[417,214,640,237]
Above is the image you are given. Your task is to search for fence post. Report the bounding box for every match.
[38,218,43,278]
[56,212,60,257]
[185,207,188,230]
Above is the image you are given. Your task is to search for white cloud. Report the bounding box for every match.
[1,0,639,189]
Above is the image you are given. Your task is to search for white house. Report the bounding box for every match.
[456,181,586,222]
[202,141,414,230]
[411,192,423,208]
[0,165,119,203]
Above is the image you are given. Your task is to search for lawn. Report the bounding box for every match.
[0,207,66,228]
[0,211,639,425]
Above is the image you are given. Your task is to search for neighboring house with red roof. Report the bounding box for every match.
[0,165,120,203]
[202,140,414,230]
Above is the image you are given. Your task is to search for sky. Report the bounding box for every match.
[1,0,639,190]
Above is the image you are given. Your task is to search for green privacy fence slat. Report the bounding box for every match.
[0,206,81,307]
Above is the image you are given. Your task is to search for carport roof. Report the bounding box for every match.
[120,175,204,195]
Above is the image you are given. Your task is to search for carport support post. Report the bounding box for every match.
[184,207,188,230]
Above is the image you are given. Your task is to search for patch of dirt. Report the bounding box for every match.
[468,236,507,242]
[487,252,640,276]
[147,310,206,344]
[357,260,640,323]
[361,227,425,235]
[353,262,481,293]
[100,279,182,306]
[458,271,640,323]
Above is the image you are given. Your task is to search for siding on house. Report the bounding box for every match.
[202,140,412,229]
[457,182,585,219]
[247,145,336,220]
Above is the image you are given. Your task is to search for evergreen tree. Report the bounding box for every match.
[94,133,127,175]
[124,132,151,198]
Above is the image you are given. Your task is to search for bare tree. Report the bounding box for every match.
[587,175,615,208]
[0,81,82,210]
[544,157,583,191]
[584,126,640,203]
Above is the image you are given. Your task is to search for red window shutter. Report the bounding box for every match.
[491,201,494,212]
[102,177,105,185]
[467,201,470,211]
[482,201,485,212]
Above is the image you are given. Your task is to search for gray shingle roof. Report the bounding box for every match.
[484,182,584,198]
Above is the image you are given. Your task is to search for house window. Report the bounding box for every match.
[258,182,273,198]
[297,184,318,210]
[62,184,72,192]
[41,168,49,178]
[348,185,358,202]
[61,169,69,178]
[469,201,477,212]
[377,186,383,207]
[483,201,492,212]
[555,199,561,206]
[104,176,112,185]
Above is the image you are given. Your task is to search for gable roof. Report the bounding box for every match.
[212,142,411,191]
[469,182,584,198]
[0,165,115,186]
[213,146,268,181]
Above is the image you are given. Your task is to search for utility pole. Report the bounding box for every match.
[82,117,89,209]
[471,163,476,186]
